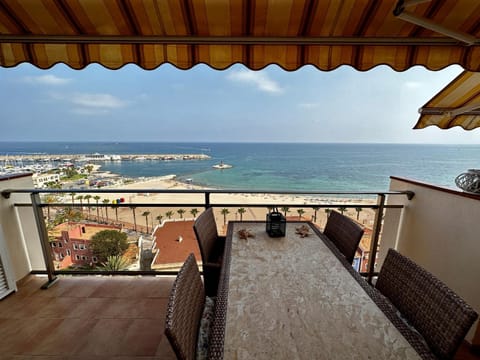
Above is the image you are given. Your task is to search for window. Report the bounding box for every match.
[66,249,71,256]
[92,256,98,263]
[75,255,80,260]
[79,244,85,250]
[58,243,63,248]
[73,244,78,250]
[51,243,56,247]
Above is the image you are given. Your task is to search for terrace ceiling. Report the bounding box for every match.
[0,0,479,71]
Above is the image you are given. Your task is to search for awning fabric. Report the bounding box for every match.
[0,0,479,71]
[415,71,480,130]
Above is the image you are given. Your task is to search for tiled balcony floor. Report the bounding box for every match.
[0,275,478,360]
[0,275,177,360]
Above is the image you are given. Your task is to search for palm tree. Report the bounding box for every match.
[165,210,174,220]
[312,206,320,222]
[177,209,185,220]
[156,214,163,224]
[142,211,151,233]
[237,207,246,221]
[43,194,58,223]
[76,195,84,207]
[130,206,137,231]
[84,194,92,219]
[190,208,199,219]
[297,208,305,220]
[94,195,101,221]
[111,204,119,222]
[281,206,290,217]
[338,207,347,215]
[221,208,230,225]
[102,199,110,222]
[325,208,332,218]
[355,207,363,221]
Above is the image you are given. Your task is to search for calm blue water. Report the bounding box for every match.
[1,142,479,192]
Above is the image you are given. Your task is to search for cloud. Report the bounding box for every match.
[22,74,71,85]
[298,103,319,109]
[227,69,283,93]
[71,93,127,109]
[404,81,423,89]
[48,92,129,115]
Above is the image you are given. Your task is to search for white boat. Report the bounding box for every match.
[212,161,232,169]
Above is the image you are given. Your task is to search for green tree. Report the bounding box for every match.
[156,214,163,224]
[165,210,174,220]
[84,164,94,175]
[338,207,347,215]
[237,207,246,221]
[90,230,128,262]
[142,211,151,233]
[281,206,290,217]
[63,207,83,223]
[355,207,363,221]
[94,195,101,220]
[177,208,185,220]
[297,208,305,220]
[190,208,199,219]
[312,206,320,222]
[130,206,137,231]
[221,208,230,225]
[69,192,76,205]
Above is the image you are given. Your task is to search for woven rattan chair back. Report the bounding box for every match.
[193,208,219,265]
[376,249,478,360]
[165,253,205,360]
[323,210,364,264]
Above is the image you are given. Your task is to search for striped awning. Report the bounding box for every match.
[0,0,479,71]
[415,71,480,130]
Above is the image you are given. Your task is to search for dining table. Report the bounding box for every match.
[207,221,435,360]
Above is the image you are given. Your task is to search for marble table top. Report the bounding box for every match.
[220,222,422,360]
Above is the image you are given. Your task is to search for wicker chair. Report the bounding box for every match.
[193,208,225,296]
[165,253,205,360]
[376,249,478,360]
[323,210,364,264]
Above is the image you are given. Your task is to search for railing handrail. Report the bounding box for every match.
[2,187,415,199]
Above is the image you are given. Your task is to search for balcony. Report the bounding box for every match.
[1,173,480,358]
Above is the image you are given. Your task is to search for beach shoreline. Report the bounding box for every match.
[87,172,378,231]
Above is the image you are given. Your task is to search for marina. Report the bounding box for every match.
[0,153,210,163]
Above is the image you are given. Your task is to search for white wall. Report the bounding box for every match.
[383,176,480,343]
[0,174,44,281]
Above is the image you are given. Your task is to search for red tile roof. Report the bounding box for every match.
[152,220,201,268]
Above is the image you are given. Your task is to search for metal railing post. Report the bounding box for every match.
[367,194,385,285]
[31,192,58,289]
[205,191,211,208]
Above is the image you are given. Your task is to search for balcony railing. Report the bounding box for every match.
[1,187,413,289]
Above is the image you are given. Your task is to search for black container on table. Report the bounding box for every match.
[266,209,286,237]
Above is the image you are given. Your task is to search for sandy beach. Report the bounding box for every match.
[78,174,379,234]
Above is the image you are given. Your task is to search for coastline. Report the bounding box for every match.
[93,172,377,230]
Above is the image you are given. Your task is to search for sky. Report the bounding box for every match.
[1,62,478,144]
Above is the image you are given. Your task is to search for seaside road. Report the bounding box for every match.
[248,207,257,220]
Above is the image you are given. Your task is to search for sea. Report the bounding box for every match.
[1,142,479,193]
